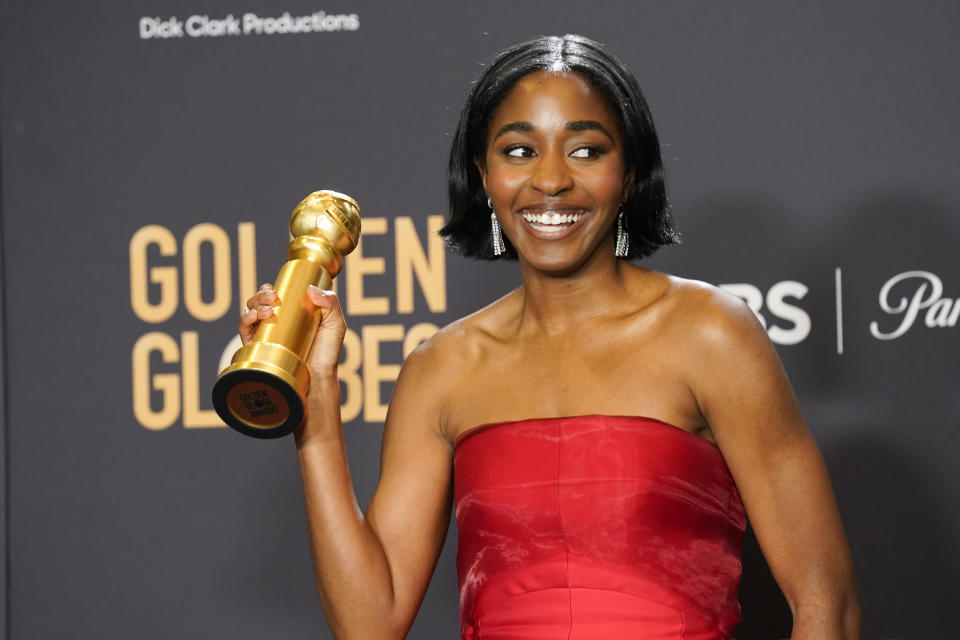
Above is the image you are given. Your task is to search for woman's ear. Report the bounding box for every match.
[474,157,488,192]
[621,169,636,203]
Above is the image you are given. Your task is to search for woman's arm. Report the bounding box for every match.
[683,289,860,639]
[242,285,453,640]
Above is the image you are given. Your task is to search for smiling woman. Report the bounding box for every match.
[442,34,677,261]
[476,71,636,273]
[239,34,860,640]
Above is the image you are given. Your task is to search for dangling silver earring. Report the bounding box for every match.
[614,205,629,258]
[489,198,505,256]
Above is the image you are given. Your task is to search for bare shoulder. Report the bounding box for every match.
[653,274,768,348]
[655,275,800,439]
[404,289,518,369]
[390,289,521,430]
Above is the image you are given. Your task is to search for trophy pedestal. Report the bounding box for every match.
[212,343,307,439]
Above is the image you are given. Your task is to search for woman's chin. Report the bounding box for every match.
[518,245,611,278]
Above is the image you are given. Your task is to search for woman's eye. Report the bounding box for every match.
[504,145,534,158]
[570,146,601,159]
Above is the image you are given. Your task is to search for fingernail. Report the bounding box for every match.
[308,285,333,295]
[259,283,273,291]
[258,305,274,314]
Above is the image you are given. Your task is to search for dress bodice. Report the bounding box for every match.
[453,415,746,639]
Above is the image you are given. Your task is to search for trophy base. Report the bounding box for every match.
[212,366,305,439]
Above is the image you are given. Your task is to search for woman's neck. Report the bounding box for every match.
[513,251,641,336]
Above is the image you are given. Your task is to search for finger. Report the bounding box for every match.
[238,283,278,344]
[304,285,346,378]
[306,285,345,328]
[244,289,278,309]
[238,307,259,345]
[244,283,279,311]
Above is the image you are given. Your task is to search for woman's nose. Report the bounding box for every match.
[530,152,574,196]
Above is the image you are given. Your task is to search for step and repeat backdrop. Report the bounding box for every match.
[2,1,958,638]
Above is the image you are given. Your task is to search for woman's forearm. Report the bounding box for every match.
[295,377,405,640]
[789,590,861,640]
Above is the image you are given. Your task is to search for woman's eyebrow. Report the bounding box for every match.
[493,120,613,141]
[492,122,533,140]
[565,120,612,138]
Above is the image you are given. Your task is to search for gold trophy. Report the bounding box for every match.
[212,190,360,438]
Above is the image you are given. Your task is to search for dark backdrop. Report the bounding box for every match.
[2,1,958,638]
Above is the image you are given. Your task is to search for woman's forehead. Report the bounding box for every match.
[490,71,620,133]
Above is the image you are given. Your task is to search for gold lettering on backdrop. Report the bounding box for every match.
[129,216,446,430]
[346,217,389,315]
[132,332,181,430]
[339,329,363,422]
[337,323,438,423]
[130,225,179,323]
[183,223,232,321]
[362,324,404,422]
[181,331,222,427]
[395,216,446,313]
[357,323,440,422]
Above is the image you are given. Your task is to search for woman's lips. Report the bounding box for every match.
[519,209,588,236]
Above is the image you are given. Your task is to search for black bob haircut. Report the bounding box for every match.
[440,34,679,260]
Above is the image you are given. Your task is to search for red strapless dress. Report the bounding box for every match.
[453,415,746,639]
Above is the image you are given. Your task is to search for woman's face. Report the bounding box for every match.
[477,70,633,273]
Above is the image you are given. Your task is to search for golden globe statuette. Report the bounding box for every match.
[212,190,360,438]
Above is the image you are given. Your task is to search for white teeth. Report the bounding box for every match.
[521,211,584,225]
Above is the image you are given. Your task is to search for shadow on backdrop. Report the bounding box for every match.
[826,435,959,639]
[821,194,960,639]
